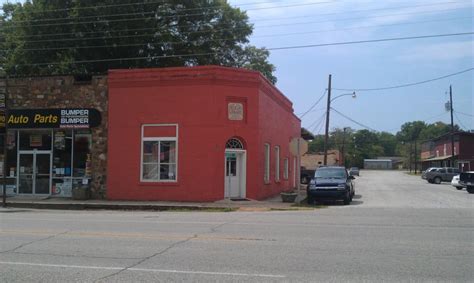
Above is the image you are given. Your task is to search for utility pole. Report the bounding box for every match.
[414,140,417,174]
[341,127,348,167]
[409,142,412,173]
[449,85,455,168]
[323,74,332,165]
[1,76,7,207]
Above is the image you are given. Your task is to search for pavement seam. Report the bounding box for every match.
[93,219,237,282]
[93,234,198,282]
[8,251,144,260]
[0,231,69,254]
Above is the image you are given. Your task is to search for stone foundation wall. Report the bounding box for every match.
[5,76,108,199]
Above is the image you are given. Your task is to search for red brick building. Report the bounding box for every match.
[420,131,474,172]
[107,66,301,201]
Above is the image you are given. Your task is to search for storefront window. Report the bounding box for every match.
[73,131,92,178]
[142,140,177,181]
[19,130,52,151]
[0,131,18,195]
[141,124,178,182]
[52,130,73,197]
[53,130,72,177]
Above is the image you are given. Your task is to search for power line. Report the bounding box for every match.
[299,89,327,119]
[5,1,469,39]
[7,16,471,53]
[454,112,469,130]
[0,0,291,16]
[330,107,377,132]
[455,110,474,117]
[2,6,469,40]
[8,31,474,67]
[1,1,335,29]
[333,67,474,91]
[306,112,327,133]
[251,0,470,22]
[269,32,474,51]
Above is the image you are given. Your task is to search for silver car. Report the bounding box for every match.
[451,175,464,190]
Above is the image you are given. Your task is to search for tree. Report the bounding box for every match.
[1,0,277,83]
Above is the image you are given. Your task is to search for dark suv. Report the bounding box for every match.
[307,166,355,205]
[425,167,460,184]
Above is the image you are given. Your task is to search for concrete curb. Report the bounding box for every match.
[4,201,234,211]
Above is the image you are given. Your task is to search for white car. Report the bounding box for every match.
[451,175,464,190]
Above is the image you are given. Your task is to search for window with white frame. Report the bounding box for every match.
[275,146,280,181]
[141,125,178,182]
[283,158,289,180]
[264,143,270,183]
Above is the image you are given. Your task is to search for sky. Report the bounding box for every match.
[226,0,473,134]
[1,0,473,134]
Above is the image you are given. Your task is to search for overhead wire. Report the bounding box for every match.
[311,114,327,135]
[455,110,474,117]
[333,67,474,91]
[7,16,471,53]
[1,1,335,29]
[2,5,469,36]
[5,1,470,39]
[454,112,470,130]
[7,16,474,45]
[7,32,474,67]
[299,89,327,119]
[330,107,377,132]
[0,0,292,15]
[306,111,327,133]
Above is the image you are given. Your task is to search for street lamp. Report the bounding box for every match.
[323,91,356,165]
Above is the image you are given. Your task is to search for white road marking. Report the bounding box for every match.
[0,261,286,278]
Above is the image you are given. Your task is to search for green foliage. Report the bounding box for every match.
[1,0,277,83]
[306,120,460,168]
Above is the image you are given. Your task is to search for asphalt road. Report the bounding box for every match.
[1,170,473,282]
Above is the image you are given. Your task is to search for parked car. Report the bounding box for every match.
[300,166,316,184]
[459,171,474,194]
[421,167,440,180]
[307,166,355,205]
[425,167,460,184]
[451,175,464,190]
[349,167,359,176]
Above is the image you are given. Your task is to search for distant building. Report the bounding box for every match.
[420,131,474,172]
[377,156,404,169]
[301,150,342,170]
[364,159,393,170]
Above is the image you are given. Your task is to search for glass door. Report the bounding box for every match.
[35,153,51,194]
[18,154,34,194]
[18,152,51,195]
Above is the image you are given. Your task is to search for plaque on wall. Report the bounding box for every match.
[228,103,244,121]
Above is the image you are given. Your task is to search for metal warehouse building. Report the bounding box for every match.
[364,159,393,170]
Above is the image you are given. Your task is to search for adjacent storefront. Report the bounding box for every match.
[0,76,108,199]
[2,109,101,196]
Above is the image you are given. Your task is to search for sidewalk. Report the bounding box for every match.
[1,190,309,212]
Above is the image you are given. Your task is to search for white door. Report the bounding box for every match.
[224,151,246,198]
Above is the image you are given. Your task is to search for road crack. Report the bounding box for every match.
[94,219,239,282]
[0,231,69,254]
[94,234,198,282]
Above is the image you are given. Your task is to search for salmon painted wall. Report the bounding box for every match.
[107,66,300,201]
[257,85,301,200]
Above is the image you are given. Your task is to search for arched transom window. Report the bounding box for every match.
[225,138,244,149]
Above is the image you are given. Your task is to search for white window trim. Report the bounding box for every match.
[264,143,270,183]
[283,158,289,180]
[140,124,179,183]
[275,146,280,181]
